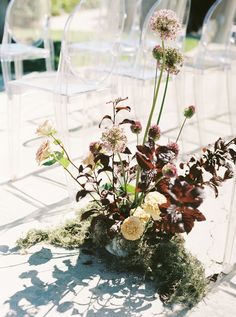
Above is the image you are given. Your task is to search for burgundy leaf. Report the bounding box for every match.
[119,119,135,126]
[136,153,155,170]
[81,209,97,221]
[137,145,153,160]
[76,189,89,202]
[99,115,113,128]
[116,106,131,114]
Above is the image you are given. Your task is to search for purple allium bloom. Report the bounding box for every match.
[167,142,179,156]
[149,125,161,141]
[150,9,181,40]
[152,45,163,62]
[184,105,196,119]
[130,121,142,134]
[162,163,177,178]
[101,125,127,153]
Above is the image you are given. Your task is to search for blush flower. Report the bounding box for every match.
[36,120,56,137]
[150,9,181,40]
[162,163,177,178]
[36,140,51,165]
[142,191,167,220]
[165,47,184,74]
[133,206,150,223]
[101,125,127,153]
[121,216,145,241]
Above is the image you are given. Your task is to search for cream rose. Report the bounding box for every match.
[121,216,145,241]
[133,207,150,223]
[142,191,167,221]
[36,120,55,136]
[36,140,51,165]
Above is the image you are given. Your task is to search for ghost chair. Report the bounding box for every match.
[6,0,125,194]
[0,0,54,91]
[183,0,236,149]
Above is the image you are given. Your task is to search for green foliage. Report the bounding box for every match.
[51,0,100,16]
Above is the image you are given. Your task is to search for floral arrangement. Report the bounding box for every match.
[18,9,236,307]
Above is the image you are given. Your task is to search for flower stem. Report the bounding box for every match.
[142,40,165,145]
[157,72,169,125]
[118,153,127,193]
[176,117,187,143]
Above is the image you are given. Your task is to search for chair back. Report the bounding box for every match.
[3,0,51,46]
[57,0,126,88]
[196,0,236,66]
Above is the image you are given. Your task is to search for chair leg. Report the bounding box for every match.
[1,60,11,91]
[223,176,236,274]
[53,94,76,201]
[14,60,23,80]
[7,89,22,180]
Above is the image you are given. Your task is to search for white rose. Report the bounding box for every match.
[142,191,167,221]
[36,120,55,136]
[133,207,150,223]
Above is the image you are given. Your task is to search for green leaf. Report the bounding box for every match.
[126,184,136,194]
[59,157,70,168]
[54,151,64,160]
[53,139,62,145]
[43,159,57,166]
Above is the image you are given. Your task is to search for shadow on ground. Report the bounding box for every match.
[3,246,189,317]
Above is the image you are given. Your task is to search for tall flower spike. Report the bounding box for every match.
[150,9,181,41]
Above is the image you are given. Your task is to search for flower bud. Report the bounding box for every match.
[148,125,161,141]
[130,121,142,134]
[167,142,179,156]
[152,45,163,61]
[184,105,195,119]
[162,163,177,178]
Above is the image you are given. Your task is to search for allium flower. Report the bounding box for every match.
[133,206,150,223]
[36,120,56,137]
[184,105,196,119]
[162,163,177,178]
[130,121,142,135]
[153,46,183,75]
[36,140,51,165]
[165,47,183,75]
[121,216,145,241]
[142,191,167,220]
[149,125,161,141]
[150,9,181,40]
[101,125,127,153]
[167,142,179,156]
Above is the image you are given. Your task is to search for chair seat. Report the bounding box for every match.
[8,71,105,97]
[0,43,50,61]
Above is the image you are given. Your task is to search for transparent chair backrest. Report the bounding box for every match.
[58,0,125,87]
[122,0,142,48]
[3,0,51,46]
[135,0,191,79]
[200,0,236,48]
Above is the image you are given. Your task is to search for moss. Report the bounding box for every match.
[17,213,208,307]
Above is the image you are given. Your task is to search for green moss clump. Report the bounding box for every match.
[16,212,208,307]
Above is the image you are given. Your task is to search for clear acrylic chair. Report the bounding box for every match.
[119,0,191,136]
[0,0,54,90]
[7,0,125,182]
[184,0,236,148]
[223,171,236,274]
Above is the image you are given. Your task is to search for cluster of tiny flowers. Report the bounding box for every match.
[130,121,142,135]
[150,9,181,40]
[165,47,184,75]
[101,125,127,153]
[153,46,183,75]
